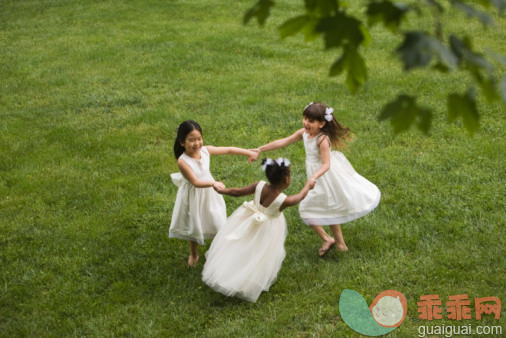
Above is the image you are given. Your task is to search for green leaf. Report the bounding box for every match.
[279,15,321,41]
[452,0,493,26]
[279,16,310,39]
[329,53,346,77]
[305,0,318,10]
[449,35,498,104]
[301,17,321,41]
[244,0,274,26]
[469,70,501,102]
[304,0,339,13]
[359,24,372,48]
[339,0,350,9]
[379,95,432,134]
[328,44,367,94]
[449,35,493,71]
[396,32,432,69]
[447,89,480,135]
[318,0,339,15]
[345,48,367,94]
[366,0,411,32]
[397,32,458,70]
[317,12,364,49]
[432,40,459,70]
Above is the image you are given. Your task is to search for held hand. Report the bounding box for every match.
[247,149,260,163]
[213,181,226,193]
[306,179,316,190]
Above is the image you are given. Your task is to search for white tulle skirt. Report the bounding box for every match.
[202,201,287,302]
[299,151,381,225]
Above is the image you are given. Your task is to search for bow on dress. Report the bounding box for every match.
[170,173,184,187]
[226,201,269,240]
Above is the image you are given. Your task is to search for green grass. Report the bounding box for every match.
[1,0,505,336]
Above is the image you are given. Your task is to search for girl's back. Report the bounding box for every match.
[202,180,288,302]
[202,158,315,302]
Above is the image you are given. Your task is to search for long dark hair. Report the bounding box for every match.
[303,102,351,150]
[173,120,203,159]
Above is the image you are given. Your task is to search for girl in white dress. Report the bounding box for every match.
[255,102,381,257]
[202,158,315,302]
[170,120,258,267]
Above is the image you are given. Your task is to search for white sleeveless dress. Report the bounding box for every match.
[299,132,381,225]
[169,146,227,245]
[202,181,287,303]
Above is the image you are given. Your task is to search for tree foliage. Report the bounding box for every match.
[244,0,505,135]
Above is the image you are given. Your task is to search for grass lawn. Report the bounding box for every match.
[1,0,505,336]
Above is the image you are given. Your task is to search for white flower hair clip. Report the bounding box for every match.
[304,102,314,110]
[324,107,334,122]
[261,158,275,171]
[276,157,291,167]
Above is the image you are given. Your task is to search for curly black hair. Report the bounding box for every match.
[262,158,290,186]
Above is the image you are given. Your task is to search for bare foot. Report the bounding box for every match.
[336,244,349,252]
[319,238,336,257]
[188,254,199,267]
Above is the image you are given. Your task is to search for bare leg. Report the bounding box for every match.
[188,240,199,267]
[329,224,348,251]
[310,225,336,256]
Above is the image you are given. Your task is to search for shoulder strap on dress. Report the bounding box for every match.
[317,133,331,147]
[254,181,266,205]
[178,152,191,165]
[271,193,287,212]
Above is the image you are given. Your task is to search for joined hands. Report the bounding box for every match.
[307,179,316,190]
[247,149,260,163]
[213,181,226,192]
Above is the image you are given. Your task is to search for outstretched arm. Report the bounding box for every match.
[206,146,259,163]
[309,136,331,181]
[255,129,304,153]
[178,158,224,189]
[279,179,316,211]
[214,182,259,197]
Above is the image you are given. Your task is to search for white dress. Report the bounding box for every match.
[202,181,287,303]
[299,132,381,225]
[169,146,227,245]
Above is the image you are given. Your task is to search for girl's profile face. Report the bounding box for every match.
[181,129,203,157]
[303,116,325,136]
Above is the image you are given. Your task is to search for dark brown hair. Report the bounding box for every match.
[303,102,351,149]
[174,120,202,159]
